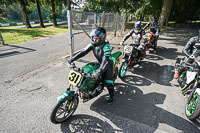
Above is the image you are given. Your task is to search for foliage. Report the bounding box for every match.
[0,25,68,44]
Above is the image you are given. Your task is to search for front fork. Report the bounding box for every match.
[187,80,198,104]
[57,84,78,102]
[121,53,131,69]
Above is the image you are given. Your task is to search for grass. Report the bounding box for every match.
[0,25,68,44]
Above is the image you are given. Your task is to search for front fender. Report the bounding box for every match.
[57,91,76,102]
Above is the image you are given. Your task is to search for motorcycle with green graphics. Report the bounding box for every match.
[50,51,122,124]
[118,44,145,79]
[175,55,200,120]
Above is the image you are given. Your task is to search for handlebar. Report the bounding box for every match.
[68,62,93,78]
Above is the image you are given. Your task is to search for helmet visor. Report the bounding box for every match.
[135,24,141,28]
[90,30,101,37]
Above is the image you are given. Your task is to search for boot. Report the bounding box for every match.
[107,86,114,104]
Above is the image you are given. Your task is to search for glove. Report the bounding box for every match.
[189,55,195,60]
[137,45,143,50]
[120,41,124,46]
[155,32,159,36]
[91,72,100,80]
[68,59,72,64]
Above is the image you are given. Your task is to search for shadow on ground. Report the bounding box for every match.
[160,28,199,47]
[0,44,36,58]
[60,83,199,133]
[89,83,200,132]
[60,114,116,133]
[123,61,174,86]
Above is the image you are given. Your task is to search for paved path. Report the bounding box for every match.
[0,28,200,133]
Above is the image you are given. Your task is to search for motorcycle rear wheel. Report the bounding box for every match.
[185,93,200,120]
[50,95,79,124]
[118,62,128,79]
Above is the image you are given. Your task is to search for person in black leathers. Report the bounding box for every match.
[68,27,114,104]
[143,16,160,53]
[174,30,200,78]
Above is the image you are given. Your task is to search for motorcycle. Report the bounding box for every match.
[50,51,122,124]
[175,55,200,120]
[141,31,156,51]
[118,44,145,79]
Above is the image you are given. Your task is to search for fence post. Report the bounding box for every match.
[114,12,118,37]
[0,32,5,45]
[94,12,97,28]
[101,11,105,28]
[121,13,127,33]
[67,0,73,58]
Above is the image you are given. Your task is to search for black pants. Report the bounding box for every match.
[102,61,114,98]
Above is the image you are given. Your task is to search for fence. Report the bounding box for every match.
[71,11,125,32]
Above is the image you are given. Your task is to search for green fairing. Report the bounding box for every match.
[82,62,100,74]
[111,51,122,64]
[112,51,122,58]
[81,62,101,93]
[57,91,75,101]
[80,51,121,93]
[180,72,186,77]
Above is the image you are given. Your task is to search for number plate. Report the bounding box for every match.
[124,45,133,54]
[68,70,82,86]
[186,71,197,84]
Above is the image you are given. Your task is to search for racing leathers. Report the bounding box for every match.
[174,36,200,78]
[121,29,145,47]
[121,29,146,62]
[70,41,114,102]
[143,21,160,50]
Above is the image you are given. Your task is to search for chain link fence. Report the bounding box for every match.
[72,11,125,32]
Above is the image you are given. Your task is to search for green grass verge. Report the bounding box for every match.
[0,25,68,44]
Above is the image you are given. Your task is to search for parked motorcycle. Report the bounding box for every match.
[118,44,145,79]
[175,55,200,120]
[50,51,122,124]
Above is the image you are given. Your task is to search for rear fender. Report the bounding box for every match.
[57,91,76,102]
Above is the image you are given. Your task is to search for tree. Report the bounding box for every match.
[17,0,32,28]
[159,0,173,27]
[50,0,58,26]
[36,0,45,28]
[175,0,190,23]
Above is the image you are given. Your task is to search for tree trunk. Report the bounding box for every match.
[17,0,32,28]
[51,0,58,26]
[176,0,190,23]
[114,4,119,37]
[159,0,173,27]
[36,0,45,28]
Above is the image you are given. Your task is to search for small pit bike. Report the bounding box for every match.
[50,51,122,124]
[118,44,145,79]
[141,31,156,51]
[175,56,200,120]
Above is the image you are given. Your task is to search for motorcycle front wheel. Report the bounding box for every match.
[185,92,200,120]
[118,62,128,79]
[50,95,79,124]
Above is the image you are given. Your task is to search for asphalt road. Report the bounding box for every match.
[0,28,200,133]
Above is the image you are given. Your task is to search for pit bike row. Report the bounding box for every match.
[50,31,198,124]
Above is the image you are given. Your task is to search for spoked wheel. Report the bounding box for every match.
[118,62,128,79]
[185,93,200,120]
[50,95,79,124]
